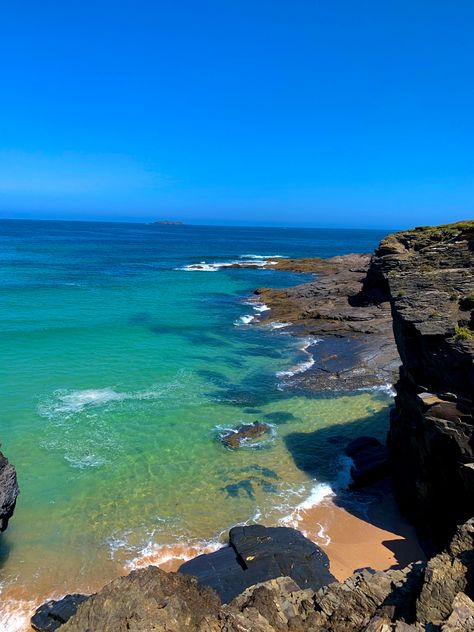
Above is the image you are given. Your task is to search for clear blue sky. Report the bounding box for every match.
[1,1,473,228]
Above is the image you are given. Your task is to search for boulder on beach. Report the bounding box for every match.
[221,421,271,449]
[179,524,335,604]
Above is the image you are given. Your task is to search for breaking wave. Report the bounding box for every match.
[176,255,282,272]
[276,336,321,379]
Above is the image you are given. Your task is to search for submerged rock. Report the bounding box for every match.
[179,524,335,604]
[221,421,271,449]
[0,449,19,532]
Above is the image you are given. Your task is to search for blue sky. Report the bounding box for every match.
[1,1,473,228]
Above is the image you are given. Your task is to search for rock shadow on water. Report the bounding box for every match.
[0,540,12,569]
[222,476,279,500]
[263,411,298,425]
[206,371,298,408]
[220,465,281,501]
[283,403,426,568]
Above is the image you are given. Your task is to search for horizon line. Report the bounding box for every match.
[0,216,406,232]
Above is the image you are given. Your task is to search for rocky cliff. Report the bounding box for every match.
[0,448,19,532]
[33,519,474,631]
[367,221,474,550]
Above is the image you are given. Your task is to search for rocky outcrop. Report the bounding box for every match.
[31,594,89,632]
[251,221,473,548]
[58,567,221,632]
[221,422,271,449]
[223,520,473,631]
[179,525,335,604]
[254,253,400,390]
[38,520,474,631]
[0,448,19,532]
[366,221,474,549]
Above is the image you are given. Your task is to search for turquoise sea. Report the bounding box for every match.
[0,220,392,629]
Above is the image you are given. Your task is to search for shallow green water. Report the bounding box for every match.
[0,221,391,627]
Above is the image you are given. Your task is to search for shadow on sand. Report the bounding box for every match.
[283,407,427,570]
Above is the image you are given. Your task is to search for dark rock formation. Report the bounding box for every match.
[58,566,221,631]
[179,524,335,604]
[221,421,271,449]
[255,253,400,390]
[345,436,389,488]
[0,448,19,532]
[31,594,89,632]
[367,221,474,549]
[52,520,474,631]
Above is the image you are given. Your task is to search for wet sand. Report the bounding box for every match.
[296,492,425,581]
[152,482,426,581]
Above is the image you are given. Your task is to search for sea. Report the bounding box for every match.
[0,219,393,630]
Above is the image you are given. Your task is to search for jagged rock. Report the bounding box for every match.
[223,576,317,631]
[366,221,474,549]
[221,422,271,449]
[312,564,424,631]
[441,592,474,631]
[416,518,474,627]
[0,449,19,532]
[59,566,221,631]
[345,436,389,488]
[31,594,89,632]
[40,519,474,632]
[254,253,400,390]
[179,525,335,604]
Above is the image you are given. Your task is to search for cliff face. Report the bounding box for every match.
[0,449,19,532]
[369,221,474,549]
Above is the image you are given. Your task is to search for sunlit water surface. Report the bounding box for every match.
[0,221,392,628]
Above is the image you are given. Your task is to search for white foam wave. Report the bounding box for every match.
[252,303,270,313]
[359,383,396,397]
[125,537,222,571]
[268,322,292,330]
[240,254,286,260]
[42,388,127,416]
[279,482,334,530]
[177,261,221,271]
[0,599,38,632]
[276,336,321,379]
[177,255,282,272]
[38,377,190,420]
[315,522,331,546]
[234,314,255,326]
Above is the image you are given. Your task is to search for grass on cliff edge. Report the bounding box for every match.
[454,324,474,342]
[383,220,474,251]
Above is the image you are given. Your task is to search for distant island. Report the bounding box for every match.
[151,220,184,225]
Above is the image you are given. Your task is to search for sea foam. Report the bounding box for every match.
[0,598,39,632]
[234,314,255,326]
[177,255,281,272]
[125,538,222,571]
[276,336,321,379]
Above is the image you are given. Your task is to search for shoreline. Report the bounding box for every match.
[140,484,426,583]
[2,252,419,631]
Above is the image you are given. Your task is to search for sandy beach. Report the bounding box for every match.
[150,481,425,582]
